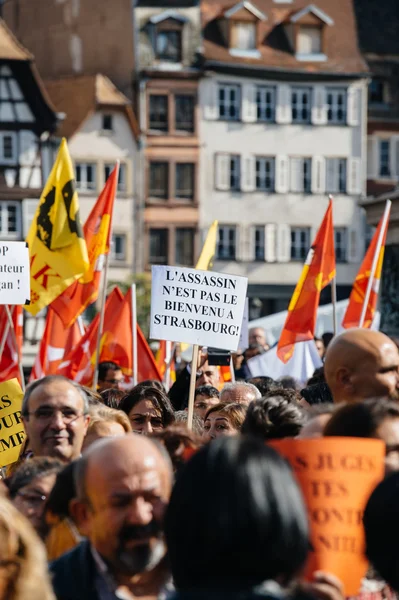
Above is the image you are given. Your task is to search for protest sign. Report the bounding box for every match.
[150,266,248,352]
[270,437,385,595]
[0,242,30,305]
[238,298,249,350]
[0,378,25,468]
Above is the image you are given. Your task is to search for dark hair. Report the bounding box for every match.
[241,396,306,440]
[100,388,126,409]
[324,398,399,438]
[7,457,63,499]
[300,382,333,405]
[322,332,334,349]
[307,367,326,386]
[22,376,89,416]
[132,380,165,393]
[98,361,121,382]
[119,386,175,427]
[247,376,276,396]
[45,461,78,519]
[277,376,300,391]
[151,425,202,473]
[204,402,247,432]
[174,411,204,435]
[194,385,220,400]
[364,473,399,591]
[307,403,336,417]
[264,386,302,405]
[165,436,309,590]
[81,385,103,406]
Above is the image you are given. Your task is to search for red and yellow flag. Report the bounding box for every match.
[0,306,23,384]
[51,164,118,328]
[342,201,391,329]
[277,200,336,363]
[25,138,89,315]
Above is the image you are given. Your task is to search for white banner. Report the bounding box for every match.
[238,297,249,351]
[0,242,30,305]
[150,265,248,351]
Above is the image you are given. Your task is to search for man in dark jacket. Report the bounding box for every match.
[50,434,173,600]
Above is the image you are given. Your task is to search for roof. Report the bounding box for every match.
[353,0,399,56]
[44,74,139,140]
[202,0,368,76]
[290,4,333,26]
[0,18,33,60]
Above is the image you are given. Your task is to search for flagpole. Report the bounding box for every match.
[187,344,199,431]
[77,316,85,337]
[5,305,25,391]
[92,254,109,390]
[331,277,338,336]
[131,284,138,386]
[359,199,391,328]
[164,340,172,391]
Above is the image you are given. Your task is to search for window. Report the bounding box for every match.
[254,226,265,260]
[111,233,126,261]
[75,163,96,192]
[290,158,312,193]
[149,162,168,199]
[291,87,311,123]
[0,132,16,164]
[256,86,276,122]
[256,157,275,192]
[231,22,256,51]
[149,229,168,265]
[334,228,347,263]
[175,95,194,132]
[176,163,194,200]
[327,88,347,124]
[0,66,33,124]
[0,201,21,238]
[379,140,391,177]
[218,84,240,121]
[149,95,168,131]
[104,163,127,192]
[297,26,322,54]
[175,228,194,266]
[369,80,385,105]
[230,156,240,191]
[156,30,182,62]
[291,227,310,261]
[102,114,113,132]
[326,158,347,193]
[217,226,236,260]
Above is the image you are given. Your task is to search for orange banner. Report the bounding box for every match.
[269,437,385,595]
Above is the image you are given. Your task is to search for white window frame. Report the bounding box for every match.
[217,225,236,260]
[0,201,21,239]
[231,21,257,51]
[75,162,97,192]
[327,88,347,125]
[297,25,322,55]
[111,233,127,261]
[254,225,265,261]
[0,132,16,165]
[218,83,241,121]
[326,158,347,193]
[291,87,312,124]
[104,163,127,192]
[290,227,310,261]
[334,227,347,263]
[255,157,275,192]
[256,85,276,122]
[290,157,312,193]
[379,140,391,178]
[230,156,241,191]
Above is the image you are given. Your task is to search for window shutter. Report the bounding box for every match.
[367,138,378,179]
[248,225,256,262]
[240,225,252,262]
[290,157,302,193]
[22,198,38,239]
[275,155,289,193]
[19,130,37,166]
[241,154,255,192]
[390,136,399,179]
[348,228,359,263]
[235,225,241,261]
[311,86,327,125]
[265,224,277,262]
[347,158,362,194]
[215,153,230,191]
[347,85,360,126]
[242,83,257,123]
[311,156,325,193]
[277,224,291,262]
[203,79,218,120]
[326,158,336,192]
[276,84,292,124]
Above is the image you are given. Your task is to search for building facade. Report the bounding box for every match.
[199,0,369,318]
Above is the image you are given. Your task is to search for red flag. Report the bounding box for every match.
[30,307,84,381]
[51,164,118,328]
[0,306,23,384]
[342,201,391,329]
[277,200,336,363]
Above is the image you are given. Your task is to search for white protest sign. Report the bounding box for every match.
[0,242,30,305]
[150,265,248,351]
[238,297,249,350]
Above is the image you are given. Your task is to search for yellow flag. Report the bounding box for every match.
[25,138,89,315]
[196,220,218,270]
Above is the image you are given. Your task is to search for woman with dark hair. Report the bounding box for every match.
[119,386,175,434]
[241,395,306,440]
[203,403,247,441]
[165,436,341,600]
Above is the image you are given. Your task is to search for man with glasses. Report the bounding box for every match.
[97,361,124,392]
[22,375,90,463]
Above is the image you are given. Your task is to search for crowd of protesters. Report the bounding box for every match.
[0,326,399,600]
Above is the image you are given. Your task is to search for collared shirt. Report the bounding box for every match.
[91,546,132,600]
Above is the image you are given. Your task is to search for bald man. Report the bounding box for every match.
[50,435,173,600]
[324,329,399,404]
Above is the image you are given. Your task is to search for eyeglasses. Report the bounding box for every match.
[16,490,47,508]
[23,408,86,424]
